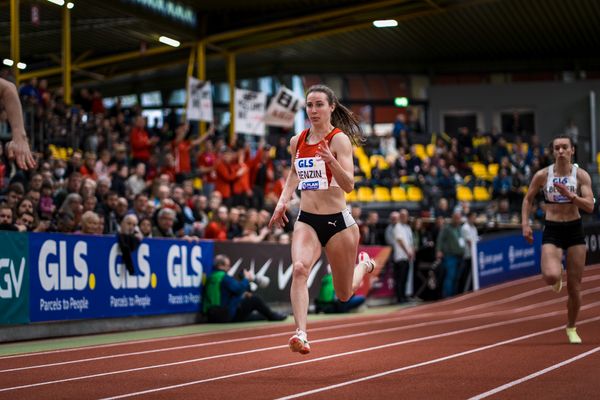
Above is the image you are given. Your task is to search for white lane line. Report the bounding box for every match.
[468,346,600,400]
[101,315,600,400]
[0,301,600,392]
[4,282,600,375]
[275,317,600,400]
[5,265,587,360]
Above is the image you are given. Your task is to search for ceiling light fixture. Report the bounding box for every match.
[3,59,14,66]
[17,62,27,70]
[67,2,75,9]
[47,0,65,6]
[158,36,180,47]
[373,19,398,28]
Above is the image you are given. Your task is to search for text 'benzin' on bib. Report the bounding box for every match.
[295,157,328,190]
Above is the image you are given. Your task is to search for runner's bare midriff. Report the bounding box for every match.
[300,186,347,214]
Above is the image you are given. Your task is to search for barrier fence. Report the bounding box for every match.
[0,232,390,326]
[473,221,600,290]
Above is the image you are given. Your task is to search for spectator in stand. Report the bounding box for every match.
[227,207,244,240]
[197,138,218,197]
[249,140,274,210]
[152,207,177,238]
[204,205,228,240]
[492,168,512,200]
[436,210,465,298]
[360,211,383,245]
[392,209,414,303]
[203,254,287,323]
[139,217,153,238]
[101,191,119,234]
[171,123,213,183]
[215,146,242,207]
[79,211,100,234]
[65,150,84,177]
[2,182,24,209]
[0,203,19,231]
[80,151,98,180]
[130,115,159,166]
[15,211,35,232]
[54,172,82,208]
[94,149,113,181]
[274,135,290,165]
[460,211,478,290]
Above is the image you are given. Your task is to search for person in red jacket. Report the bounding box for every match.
[214,147,246,207]
[130,115,159,166]
[204,205,229,240]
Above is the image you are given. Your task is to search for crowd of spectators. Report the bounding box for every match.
[0,75,595,244]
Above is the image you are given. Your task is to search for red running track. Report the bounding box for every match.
[1,265,599,400]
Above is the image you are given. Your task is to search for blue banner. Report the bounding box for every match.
[28,233,213,322]
[475,231,542,288]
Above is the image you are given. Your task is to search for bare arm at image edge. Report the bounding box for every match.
[0,78,36,170]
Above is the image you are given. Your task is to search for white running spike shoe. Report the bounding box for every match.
[358,251,376,273]
[288,329,310,354]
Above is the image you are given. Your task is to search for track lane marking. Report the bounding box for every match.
[4,299,599,395]
[275,317,600,400]
[468,346,600,399]
[5,279,600,373]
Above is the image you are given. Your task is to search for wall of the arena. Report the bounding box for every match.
[429,80,600,160]
[474,222,600,289]
[0,232,390,329]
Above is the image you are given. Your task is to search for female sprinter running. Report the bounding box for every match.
[269,84,375,354]
[522,135,595,344]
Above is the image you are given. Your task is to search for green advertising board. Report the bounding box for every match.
[0,232,29,324]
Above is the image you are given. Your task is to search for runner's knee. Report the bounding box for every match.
[292,261,310,281]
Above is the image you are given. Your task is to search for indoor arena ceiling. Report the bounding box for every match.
[1,0,600,89]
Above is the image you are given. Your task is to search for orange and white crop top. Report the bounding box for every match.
[294,128,341,191]
[543,164,578,204]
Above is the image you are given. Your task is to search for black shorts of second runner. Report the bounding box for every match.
[542,219,586,250]
[297,208,356,247]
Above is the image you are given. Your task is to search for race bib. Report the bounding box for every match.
[295,157,328,190]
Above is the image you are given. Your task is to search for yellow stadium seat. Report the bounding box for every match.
[374,186,391,202]
[357,187,374,202]
[471,162,488,180]
[426,143,435,157]
[487,163,499,177]
[407,186,424,202]
[193,177,203,190]
[346,190,357,202]
[456,185,473,202]
[473,186,491,201]
[370,154,389,169]
[597,152,600,173]
[413,144,427,160]
[358,154,371,179]
[391,186,407,202]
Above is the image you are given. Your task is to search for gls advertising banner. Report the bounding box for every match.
[29,233,213,322]
[475,231,542,288]
[0,232,29,324]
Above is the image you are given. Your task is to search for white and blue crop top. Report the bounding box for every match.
[543,164,578,204]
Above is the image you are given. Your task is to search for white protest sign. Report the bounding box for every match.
[234,88,266,135]
[186,78,213,122]
[265,86,305,128]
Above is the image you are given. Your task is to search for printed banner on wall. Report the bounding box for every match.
[234,88,266,135]
[28,233,213,322]
[214,242,389,303]
[186,78,213,122]
[475,231,542,288]
[265,86,304,128]
[0,232,29,325]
